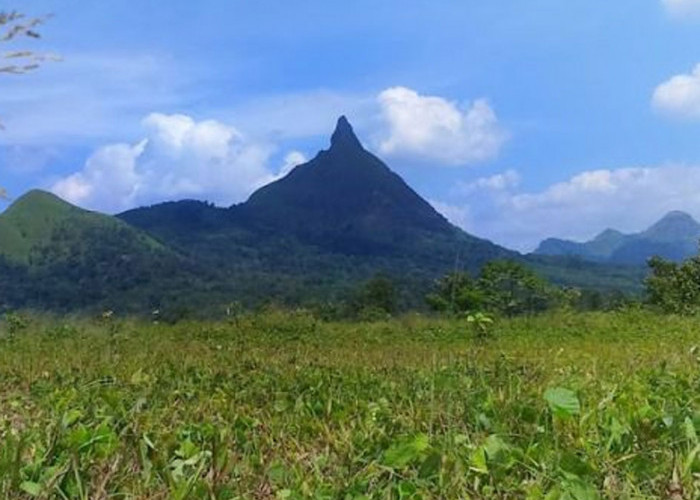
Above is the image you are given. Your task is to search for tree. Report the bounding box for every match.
[427,260,557,317]
[425,271,485,314]
[355,273,398,316]
[478,260,554,316]
[645,252,700,314]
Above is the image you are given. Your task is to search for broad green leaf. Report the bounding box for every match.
[20,482,41,496]
[61,409,82,428]
[484,434,509,461]
[544,387,580,419]
[560,475,600,500]
[383,434,429,468]
[469,447,488,474]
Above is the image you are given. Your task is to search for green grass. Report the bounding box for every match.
[1,310,700,498]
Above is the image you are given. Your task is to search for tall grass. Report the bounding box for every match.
[1,310,699,498]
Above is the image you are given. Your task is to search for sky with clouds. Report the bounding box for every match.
[4,0,700,251]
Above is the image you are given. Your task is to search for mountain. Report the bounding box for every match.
[534,211,700,265]
[1,117,647,313]
[242,116,457,255]
[119,116,517,307]
[0,190,197,311]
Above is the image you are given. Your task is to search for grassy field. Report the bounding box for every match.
[2,310,700,499]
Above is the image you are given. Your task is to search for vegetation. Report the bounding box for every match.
[645,250,700,314]
[426,260,559,316]
[1,310,700,498]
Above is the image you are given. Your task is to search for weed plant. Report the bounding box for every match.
[1,310,700,498]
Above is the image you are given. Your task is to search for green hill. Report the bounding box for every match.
[0,190,161,264]
[0,190,201,312]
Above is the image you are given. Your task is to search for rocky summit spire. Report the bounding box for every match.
[330,115,363,150]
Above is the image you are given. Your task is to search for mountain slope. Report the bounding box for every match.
[118,116,517,307]
[0,191,199,311]
[0,190,161,264]
[534,211,700,265]
[1,118,648,313]
[242,116,459,255]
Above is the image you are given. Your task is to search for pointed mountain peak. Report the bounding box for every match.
[330,115,363,150]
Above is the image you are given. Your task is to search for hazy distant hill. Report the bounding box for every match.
[535,211,700,265]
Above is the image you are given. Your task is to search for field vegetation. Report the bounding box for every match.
[2,308,700,499]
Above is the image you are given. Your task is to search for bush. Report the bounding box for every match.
[426,260,558,317]
[645,253,700,314]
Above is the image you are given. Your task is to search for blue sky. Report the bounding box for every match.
[4,0,700,250]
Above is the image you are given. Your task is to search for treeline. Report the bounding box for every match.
[345,260,633,321]
[7,248,700,322]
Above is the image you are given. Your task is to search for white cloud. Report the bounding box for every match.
[53,141,146,211]
[435,165,700,252]
[377,86,507,165]
[51,113,298,213]
[277,151,307,178]
[662,0,700,16]
[652,64,700,119]
[453,169,520,196]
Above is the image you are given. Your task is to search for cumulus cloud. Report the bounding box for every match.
[435,165,700,252]
[453,169,520,196]
[277,151,307,178]
[377,86,507,165]
[52,113,298,213]
[652,64,700,119]
[53,141,146,211]
[662,0,700,16]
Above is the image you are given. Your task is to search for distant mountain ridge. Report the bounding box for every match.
[535,211,700,264]
[0,117,647,312]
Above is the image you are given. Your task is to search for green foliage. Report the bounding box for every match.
[645,253,700,314]
[355,273,398,316]
[427,260,559,317]
[466,311,494,339]
[544,387,581,419]
[2,311,28,336]
[425,271,484,313]
[0,310,698,497]
[479,260,557,316]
